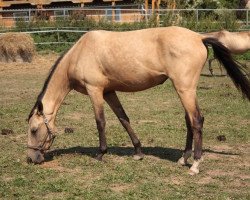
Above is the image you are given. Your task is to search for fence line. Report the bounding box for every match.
[21,29,88,34]
[1,28,250,46]
[35,42,74,45]
[0,8,249,27]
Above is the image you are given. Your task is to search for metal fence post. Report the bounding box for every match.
[247,9,249,27]
[195,9,199,28]
[57,28,60,43]
[28,9,31,22]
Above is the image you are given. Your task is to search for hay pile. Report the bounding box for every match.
[0,32,36,63]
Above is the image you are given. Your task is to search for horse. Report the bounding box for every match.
[27,26,250,175]
[202,30,250,75]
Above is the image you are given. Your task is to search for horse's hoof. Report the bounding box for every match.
[177,157,186,166]
[188,163,200,175]
[133,153,144,160]
[95,154,103,161]
[188,168,199,176]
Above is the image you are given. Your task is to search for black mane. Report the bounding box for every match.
[28,53,66,120]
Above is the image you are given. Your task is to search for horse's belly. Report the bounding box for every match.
[106,74,168,92]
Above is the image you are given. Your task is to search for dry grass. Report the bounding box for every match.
[0,32,36,63]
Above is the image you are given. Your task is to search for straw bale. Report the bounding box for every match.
[0,32,36,63]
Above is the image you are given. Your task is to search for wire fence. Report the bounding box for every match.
[0,8,249,27]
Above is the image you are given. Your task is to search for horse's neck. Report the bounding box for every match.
[42,56,71,121]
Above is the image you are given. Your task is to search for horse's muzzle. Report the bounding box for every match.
[27,149,44,164]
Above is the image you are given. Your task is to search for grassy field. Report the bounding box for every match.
[0,54,249,200]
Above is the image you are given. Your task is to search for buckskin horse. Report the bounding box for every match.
[203,30,250,75]
[27,26,250,175]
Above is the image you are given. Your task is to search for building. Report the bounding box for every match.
[0,0,176,27]
[0,0,146,26]
[0,0,139,9]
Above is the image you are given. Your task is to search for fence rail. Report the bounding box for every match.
[1,28,249,46]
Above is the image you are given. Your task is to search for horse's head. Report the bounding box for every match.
[27,101,55,164]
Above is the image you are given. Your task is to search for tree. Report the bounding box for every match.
[175,0,240,9]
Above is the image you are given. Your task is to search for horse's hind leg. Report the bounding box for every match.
[209,58,223,76]
[87,86,107,161]
[176,89,204,175]
[177,112,193,166]
[208,58,215,76]
[104,91,144,160]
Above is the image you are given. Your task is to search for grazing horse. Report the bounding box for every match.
[27,26,250,175]
[203,30,250,75]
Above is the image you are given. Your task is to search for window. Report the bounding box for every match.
[105,9,112,21]
[13,12,29,22]
[105,8,121,21]
[115,8,121,21]
[54,10,69,19]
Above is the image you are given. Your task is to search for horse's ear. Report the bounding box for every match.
[37,101,43,115]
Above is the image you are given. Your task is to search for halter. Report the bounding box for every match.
[27,114,56,152]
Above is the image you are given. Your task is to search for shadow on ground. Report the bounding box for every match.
[45,146,239,163]
[201,74,227,77]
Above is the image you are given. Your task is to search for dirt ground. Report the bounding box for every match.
[0,53,58,73]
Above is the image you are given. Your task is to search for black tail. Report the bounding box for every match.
[202,37,250,100]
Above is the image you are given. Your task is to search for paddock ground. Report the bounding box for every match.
[0,54,249,199]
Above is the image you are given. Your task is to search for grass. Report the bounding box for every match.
[0,54,249,200]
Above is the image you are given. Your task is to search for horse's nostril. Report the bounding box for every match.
[26,157,33,164]
[34,152,45,164]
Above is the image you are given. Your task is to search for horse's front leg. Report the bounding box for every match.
[87,86,107,161]
[104,91,144,160]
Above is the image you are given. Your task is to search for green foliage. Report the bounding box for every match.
[216,10,240,30]
[178,0,221,9]
[159,8,241,34]
[218,0,240,8]
[175,0,240,9]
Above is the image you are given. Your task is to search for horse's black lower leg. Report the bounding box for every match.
[188,111,204,175]
[95,116,107,161]
[193,115,204,160]
[118,117,143,159]
[178,113,193,165]
[104,92,143,160]
[184,113,193,152]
